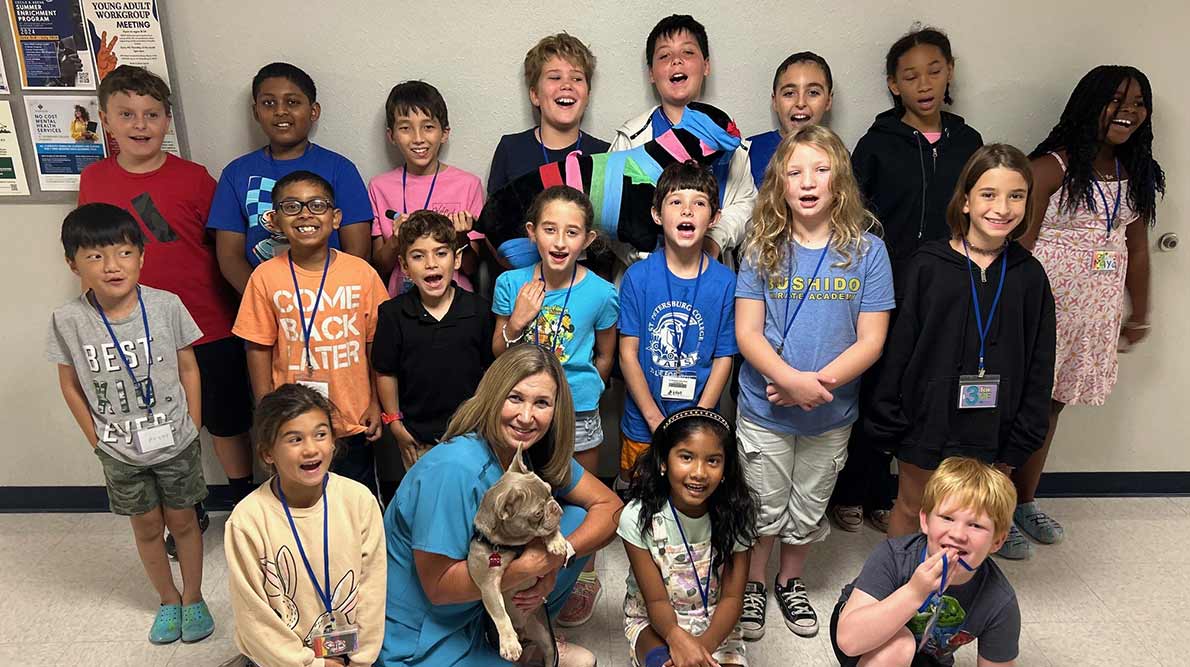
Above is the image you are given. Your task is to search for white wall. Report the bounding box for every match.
[3,0,1186,486]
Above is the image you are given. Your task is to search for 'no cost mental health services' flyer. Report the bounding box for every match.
[23,95,107,191]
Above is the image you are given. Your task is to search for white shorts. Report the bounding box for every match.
[736,415,851,545]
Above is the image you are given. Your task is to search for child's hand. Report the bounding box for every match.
[665,627,721,667]
[767,370,834,408]
[390,421,424,470]
[385,214,410,247]
[448,211,475,234]
[362,401,383,442]
[509,281,546,333]
[909,549,949,602]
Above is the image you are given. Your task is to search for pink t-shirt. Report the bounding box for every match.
[923,131,943,144]
[368,164,485,296]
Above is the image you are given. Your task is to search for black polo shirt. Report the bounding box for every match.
[372,285,495,444]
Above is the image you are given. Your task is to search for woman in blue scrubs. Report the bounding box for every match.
[379,344,623,665]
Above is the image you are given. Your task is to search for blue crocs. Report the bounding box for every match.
[149,603,182,644]
[181,599,215,643]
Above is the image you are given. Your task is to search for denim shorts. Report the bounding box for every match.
[573,409,604,452]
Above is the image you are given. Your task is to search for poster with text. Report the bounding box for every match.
[6,0,98,90]
[24,95,107,190]
[0,50,9,92]
[80,0,179,156]
[0,101,31,195]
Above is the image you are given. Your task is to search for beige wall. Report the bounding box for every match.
[3,0,1186,486]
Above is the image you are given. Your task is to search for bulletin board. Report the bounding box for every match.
[0,0,189,203]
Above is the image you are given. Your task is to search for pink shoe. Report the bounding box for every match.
[556,575,602,627]
[518,637,596,667]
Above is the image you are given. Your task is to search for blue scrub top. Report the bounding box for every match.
[378,433,583,665]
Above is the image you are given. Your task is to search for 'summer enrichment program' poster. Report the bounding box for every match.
[5,0,99,90]
[0,101,31,195]
[80,0,179,156]
[24,95,107,191]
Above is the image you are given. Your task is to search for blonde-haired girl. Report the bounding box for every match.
[734,125,895,640]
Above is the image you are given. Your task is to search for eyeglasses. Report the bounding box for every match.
[275,198,334,216]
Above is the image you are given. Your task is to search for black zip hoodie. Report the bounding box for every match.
[863,240,1056,468]
[852,109,983,278]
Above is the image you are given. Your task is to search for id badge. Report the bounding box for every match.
[957,375,1000,409]
[134,422,175,453]
[296,368,330,400]
[660,373,697,401]
[308,624,359,658]
[1091,250,1119,272]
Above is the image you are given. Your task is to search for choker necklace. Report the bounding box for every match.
[964,238,1006,257]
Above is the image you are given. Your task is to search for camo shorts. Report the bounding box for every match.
[94,440,208,516]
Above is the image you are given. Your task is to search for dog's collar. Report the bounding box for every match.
[472,529,527,557]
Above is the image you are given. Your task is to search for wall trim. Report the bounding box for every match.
[2,473,1190,512]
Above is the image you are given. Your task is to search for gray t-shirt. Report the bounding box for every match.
[47,286,203,466]
[838,533,1020,664]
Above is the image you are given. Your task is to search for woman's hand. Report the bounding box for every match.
[665,626,720,667]
[511,569,558,613]
[508,538,566,581]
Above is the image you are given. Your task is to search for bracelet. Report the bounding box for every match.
[381,411,403,425]
[501,322,525,345]
[1123,321,1152,331]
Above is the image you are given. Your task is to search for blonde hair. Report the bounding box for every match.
[922,457,1018,539]
[442,345,575,491]
[523,33,597,91]
[744,125,880,275]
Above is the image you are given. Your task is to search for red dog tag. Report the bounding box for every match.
[489,552,502,568]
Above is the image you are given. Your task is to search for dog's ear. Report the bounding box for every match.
[508,442,529,474]
[498,487,525,521]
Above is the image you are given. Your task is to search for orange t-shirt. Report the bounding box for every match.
[234,250,388,435]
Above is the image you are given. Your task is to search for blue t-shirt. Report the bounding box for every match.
[381,433,583,666]
[493,265,619,412]
[619,251,738,441]
[206,143,372,267]
[735,233,895,435]
[747,130,782,189]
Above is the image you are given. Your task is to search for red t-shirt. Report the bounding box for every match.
[79,154,237,345]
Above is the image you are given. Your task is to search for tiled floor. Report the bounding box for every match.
[1,496,1185,665]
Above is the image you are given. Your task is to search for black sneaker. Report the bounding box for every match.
[774,576,818,637]
[166,506,211,560]
[740,580,767,640]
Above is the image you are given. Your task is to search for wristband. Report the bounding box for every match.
[501,322,525,345]
[563,539,577,567]
[381,411,403,425]
[1123,321,1151,330]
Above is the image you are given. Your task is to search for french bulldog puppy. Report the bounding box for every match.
[468,444,569,663]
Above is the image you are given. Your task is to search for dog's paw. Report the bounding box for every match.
[499,635,523,662]
[546,532,568,556]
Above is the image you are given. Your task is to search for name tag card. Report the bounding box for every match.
[134,422,175,453]
[660,374,697,401]
[958,375,1000,409]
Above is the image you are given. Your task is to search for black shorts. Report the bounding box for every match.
[193,336,253,438]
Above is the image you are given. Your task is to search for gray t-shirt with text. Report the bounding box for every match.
[47,286,202,466]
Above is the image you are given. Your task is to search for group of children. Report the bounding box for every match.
[45,11,1164,667]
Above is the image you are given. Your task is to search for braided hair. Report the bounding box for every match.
[1031,65,1165,226]
[625,409,758,573]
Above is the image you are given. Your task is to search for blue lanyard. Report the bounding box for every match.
[401,161,440,215]
[662,250,706,380]
[538,127,583,165]
[95,286,155,416]
[288,251,332,372]
[776,236,832,355]
[534,262,577,352]
[1092,159,1122,244]
[668,501,710,617]
[278,475,333,614]
[961,239,1007,377]
[916,545,975,612]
